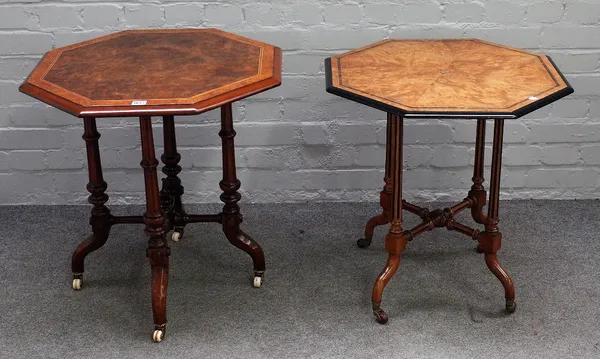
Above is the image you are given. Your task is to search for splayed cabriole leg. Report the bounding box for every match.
[371,114,409,324]
[160,115,187,242]
[220,103,265,288]
[140,116,170,342]
[358,114,393,248]
[71,117,112,291]
[478,119,516,314]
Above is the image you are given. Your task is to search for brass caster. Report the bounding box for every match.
[153,329,164,343]
[506,300,516,314]
[373,308,388,324]
[357,237,372,248]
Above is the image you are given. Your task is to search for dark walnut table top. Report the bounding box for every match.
[19,29,281,118]
[326,39,573,119]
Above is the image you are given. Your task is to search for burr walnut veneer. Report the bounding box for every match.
[325,39,573,324]
[19,29,282,342]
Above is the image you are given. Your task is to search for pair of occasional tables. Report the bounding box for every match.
[19,29,573,341]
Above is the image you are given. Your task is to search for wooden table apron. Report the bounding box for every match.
[71,103,265,337]
[359,114,515,324]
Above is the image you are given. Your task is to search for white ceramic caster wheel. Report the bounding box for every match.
[72,278,82,290]
[253,276,262,288]
[171,231,181,242]
[153,330,164,343]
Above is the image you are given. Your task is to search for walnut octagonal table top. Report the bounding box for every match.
[325,39,573,119]
[19,29,281,118]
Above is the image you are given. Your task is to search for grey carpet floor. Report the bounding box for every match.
[1,200,600,359]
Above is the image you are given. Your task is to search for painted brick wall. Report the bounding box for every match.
[0,0,599,205]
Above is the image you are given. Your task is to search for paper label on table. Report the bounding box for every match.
[528,96,538,101]
[131,100,147,105]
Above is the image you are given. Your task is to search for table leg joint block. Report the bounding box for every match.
[146,247,171,266]
[222,213,243,230]
[384,231,408,255]
[477,231,502,254]
[380,190,391,213]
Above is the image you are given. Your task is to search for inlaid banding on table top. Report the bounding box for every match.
[326,39,573,118]
[19,29,282,117]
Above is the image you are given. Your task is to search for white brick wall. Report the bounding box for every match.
[0,0,599,205]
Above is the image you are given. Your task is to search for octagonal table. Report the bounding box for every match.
[19,29,281,342]
[325,39,573,324]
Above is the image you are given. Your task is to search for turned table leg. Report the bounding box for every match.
[139,117,170,342]
[371,114,409,324]
[358,113,393,248]
[478,119,516,314]
[469,119,488,225]
[71,117,112,291]
[220,103,265,288]
[468,119,488,253]
[160,115,186,242]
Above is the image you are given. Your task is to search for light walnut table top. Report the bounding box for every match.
[326,39,572,119]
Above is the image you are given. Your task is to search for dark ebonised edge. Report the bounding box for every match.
[324,56,573,120]
[511,56,574,119]
[325,57,408,117]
